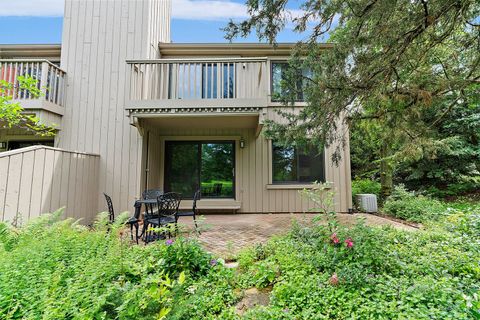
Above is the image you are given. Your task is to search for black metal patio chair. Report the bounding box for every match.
[142,189,162,200]
[104,193,140,243]
[143,192,181,243]
[141,189,162,221]
[103,193,115,223]
[176,189,201,233]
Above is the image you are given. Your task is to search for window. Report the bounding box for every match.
[164,141,235,198]
[272,142,325,184]
[271,62,311,102]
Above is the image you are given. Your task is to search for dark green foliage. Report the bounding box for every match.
[397,99,480,197]
[1,203,479,319]
[225,0,480,199]
[161,238,213,278]
[0,210,211,319]
[239,211,479,319]
[383,185,447,222]
[351,178,381,199]
[168,267,238,320]
[225,0,480,162]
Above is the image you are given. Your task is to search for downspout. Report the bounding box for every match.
[144,131,150,191]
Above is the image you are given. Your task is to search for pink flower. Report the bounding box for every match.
[329,273,339,286]
[330,233,340,245]
[344,237,354,248]
[165,239,174,246]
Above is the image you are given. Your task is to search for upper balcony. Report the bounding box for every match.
[0,59,66,126]
[126,57,269,112]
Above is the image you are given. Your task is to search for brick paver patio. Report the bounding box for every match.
[176,213,417,258]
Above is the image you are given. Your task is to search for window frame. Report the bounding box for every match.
[164,140,236,199]
[270,61,310,103]
[269,140,326,186]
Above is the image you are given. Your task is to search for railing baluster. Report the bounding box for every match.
[8,62,14,97]
[210,63,213,99]
[125,58,267,102]
[13,62,18,99]
[0,63,4,87]
[55,67,59,103]
[0,59,65,106]
[159,63,163,99]
[187,63,191,99]
[35,61,38,99]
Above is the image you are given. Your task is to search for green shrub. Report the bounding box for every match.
[425,180,480,198]
[161,237,213,278]
[244,211,479,319]
[1,203,479,319]
[351,178,381,201]
[168,267,239,320]
[0,209,212,319]
[383,185,446,222]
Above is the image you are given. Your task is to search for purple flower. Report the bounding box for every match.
[165,239,174,246]
[210,259,217,266]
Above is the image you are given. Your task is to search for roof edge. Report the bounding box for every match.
[0,44,62,59]
[159,42,333,57]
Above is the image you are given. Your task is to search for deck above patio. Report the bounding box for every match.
[0,59,66,127]
[125,57,269,111]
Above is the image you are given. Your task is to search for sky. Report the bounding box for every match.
[0,0,305,44]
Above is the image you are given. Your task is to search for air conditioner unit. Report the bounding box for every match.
[355,194,378,213]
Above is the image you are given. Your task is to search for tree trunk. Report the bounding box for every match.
[379,144,394,202]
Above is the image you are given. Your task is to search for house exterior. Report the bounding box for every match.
[0,0,352,223]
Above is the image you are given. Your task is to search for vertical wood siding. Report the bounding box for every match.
[0,146,100,224]
[55,0,351,215]
[144,117,352,213]
[58,0,171,214]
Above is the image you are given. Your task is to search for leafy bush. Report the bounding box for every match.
[383,185,446,222]
[240,211,479,319]
[161,237,213,278]
[168,266,239,320]
[0,209,214,319]
[1,203,479,319]
[351,178,381,199]
[425,179,480,198]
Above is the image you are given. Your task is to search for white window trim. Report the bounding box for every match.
[267,139,327,189]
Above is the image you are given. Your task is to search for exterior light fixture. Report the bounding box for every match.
[239,138,245,149]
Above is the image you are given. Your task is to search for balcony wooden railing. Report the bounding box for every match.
[126,57,268,108]
[0,59,66,107]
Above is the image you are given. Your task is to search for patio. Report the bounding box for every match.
[175,213,417,258]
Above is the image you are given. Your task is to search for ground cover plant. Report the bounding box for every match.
[0,197,479,319]
[0,210,210,319]
[382,184,447,223]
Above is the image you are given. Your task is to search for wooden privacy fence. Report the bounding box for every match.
[0,146,100,225]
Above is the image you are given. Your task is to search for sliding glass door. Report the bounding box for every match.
[164,141,235,198]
